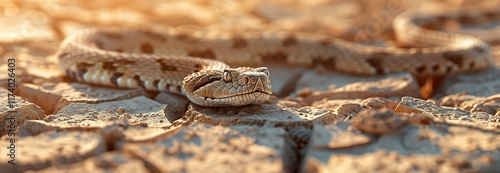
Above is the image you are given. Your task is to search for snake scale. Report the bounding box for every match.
[56,8,498,107]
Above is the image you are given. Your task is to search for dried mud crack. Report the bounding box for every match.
[1,0,500,172]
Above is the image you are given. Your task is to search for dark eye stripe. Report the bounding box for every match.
[193,76,221,91]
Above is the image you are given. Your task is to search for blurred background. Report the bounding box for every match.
[0,0,499,62]
[1,0,499,40]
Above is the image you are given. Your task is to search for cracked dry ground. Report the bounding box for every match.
[2,0,500,173]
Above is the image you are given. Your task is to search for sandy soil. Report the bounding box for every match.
[0,0,500,172]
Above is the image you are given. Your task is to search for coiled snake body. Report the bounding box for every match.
[56,9,498,107]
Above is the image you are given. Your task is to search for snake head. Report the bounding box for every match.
[183,67,272,107]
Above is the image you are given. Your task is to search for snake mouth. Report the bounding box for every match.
[202,87,273,100]
[253,87,267,93]
[203,90,272,106]
[203,91,271,100]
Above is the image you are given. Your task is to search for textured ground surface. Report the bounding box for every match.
[1,0,500,172]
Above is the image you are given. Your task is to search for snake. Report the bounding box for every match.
[56,8,498,107]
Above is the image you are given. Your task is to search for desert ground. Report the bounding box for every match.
[1,0,500,172]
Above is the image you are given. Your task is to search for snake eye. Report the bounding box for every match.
[223,70,232,82]
[255,67,270,78]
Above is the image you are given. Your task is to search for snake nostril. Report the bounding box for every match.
[242,75,250,84]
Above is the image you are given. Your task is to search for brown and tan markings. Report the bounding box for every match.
[102,59,136,71]
[56,8,498,106]
[193,64,204,72]
[109,72,124,86]
[155,59,178,72]
[132,75,145,88]
[71,62,93,80]
[103,59,136,86]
